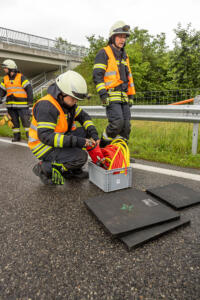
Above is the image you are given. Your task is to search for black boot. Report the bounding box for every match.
[62,168,89,179]
[12,132,21,142]
[71,168,89,179]
[130,158,135,163]
[32,162,54,185]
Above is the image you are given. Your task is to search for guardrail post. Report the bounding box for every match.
[192,95,200,155]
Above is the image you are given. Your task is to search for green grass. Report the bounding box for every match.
[1,117,200,169]
[0,120,28,140]
[93,119,200,169]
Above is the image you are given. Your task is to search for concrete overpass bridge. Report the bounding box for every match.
[0,27,88,80]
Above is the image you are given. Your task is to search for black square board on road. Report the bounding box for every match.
[84,189,180,236]
[120,216,190,250]
[146,183,200,209]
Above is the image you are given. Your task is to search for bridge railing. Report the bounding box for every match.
[0,27,88,58]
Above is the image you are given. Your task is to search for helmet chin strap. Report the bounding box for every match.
[58,93,66,106]
[112,36,118,48]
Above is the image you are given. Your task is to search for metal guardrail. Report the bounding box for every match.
[0,96,200,154]
[83,105,200,123]
[0,27,88,58]
[82,100,200,155]
[2,105,199,121]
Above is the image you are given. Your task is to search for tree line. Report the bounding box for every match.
[74,23,200,101]
[1,24,199,104]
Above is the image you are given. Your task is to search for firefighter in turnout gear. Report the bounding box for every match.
[29,70,100,185]
[93,21,136,147]
[0,59,33,142]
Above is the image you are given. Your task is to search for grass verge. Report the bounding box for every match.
[93,119,200,169]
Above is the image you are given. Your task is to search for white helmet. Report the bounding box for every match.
[56,70,88,101]
[1,59,17,70]
[109,21,130,38]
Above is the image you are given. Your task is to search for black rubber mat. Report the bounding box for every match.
[84,189,180,236]
[120,216,190,250]
[146,183,200,209]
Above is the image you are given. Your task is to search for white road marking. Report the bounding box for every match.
[131,163,200,182]
[0,137,200,181]
[0,138,28,147]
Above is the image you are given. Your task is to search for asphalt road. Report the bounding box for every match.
[0,138,199,300]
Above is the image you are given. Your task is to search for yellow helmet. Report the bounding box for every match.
[109,21,130,38]
[56,70,88,101]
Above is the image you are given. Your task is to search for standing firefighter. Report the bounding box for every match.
[29,70,99,185]
[0,59,33,141]
[93,21,136,146]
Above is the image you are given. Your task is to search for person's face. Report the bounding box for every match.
[63,95,78,107]
[3,67,9,74]
[114,34,127,49]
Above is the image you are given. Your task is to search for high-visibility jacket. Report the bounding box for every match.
[3,73,28,107]
[103,45,135,96]
[28,94,76,158]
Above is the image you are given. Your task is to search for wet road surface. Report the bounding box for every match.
[0,138,199,300]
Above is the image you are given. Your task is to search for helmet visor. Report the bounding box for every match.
[72,90,88,100]
[113,25,130,35]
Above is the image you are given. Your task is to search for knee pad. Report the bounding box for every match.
[107,119,124,138]
[124,120,131,133]
[21,115,30,127]
[63,150,88,170]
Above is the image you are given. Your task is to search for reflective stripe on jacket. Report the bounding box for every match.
[28,94,69,158]
[4,73,28,106]
[104,45,136,96]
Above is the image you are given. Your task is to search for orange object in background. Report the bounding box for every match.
[169,98,194,105]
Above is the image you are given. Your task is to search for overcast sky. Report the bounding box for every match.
[1,0,200,48]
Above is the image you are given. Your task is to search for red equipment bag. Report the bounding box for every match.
[86,144,104,165]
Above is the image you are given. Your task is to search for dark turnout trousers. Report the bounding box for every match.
[7,107,31,139]
[40,127,88,175]
[105,102,131,140]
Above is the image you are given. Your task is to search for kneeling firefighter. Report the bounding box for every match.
[28,70,100,185]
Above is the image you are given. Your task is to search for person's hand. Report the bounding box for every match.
[102,97,110,107]
[90,138,96,144]
[85,139,94,147]
[95,139,100,145]
[51,163,64,185]
[129,99,133,107]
